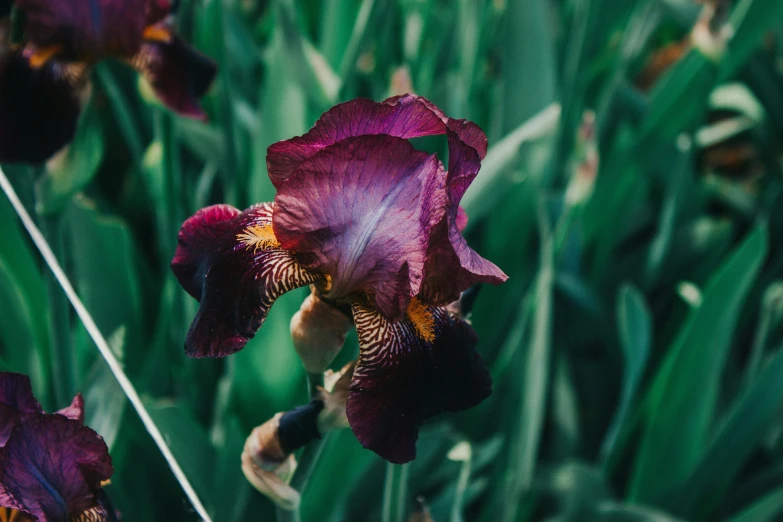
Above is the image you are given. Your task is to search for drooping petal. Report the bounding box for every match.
[171,203,323,358]
[0,414,112,522]
[420,121,507,305]
[0,373,42,446]
[0,51,82,163]
[346,300,492,463]
[266,94,447,189]
[56,394,85,424]
[273,135,446,319]
[17,0,147,58]
[130,24,216,120]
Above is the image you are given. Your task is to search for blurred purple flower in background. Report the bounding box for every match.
[0,0,216,163]
[172,95,507,463]
[0,372,116,522]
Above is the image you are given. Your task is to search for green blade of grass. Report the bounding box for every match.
[670,344,783,519]
[499,199,554,522]
[0,166,215,522]
[599,284,652,468]
[630,226,768,502]
[462,103,561,227]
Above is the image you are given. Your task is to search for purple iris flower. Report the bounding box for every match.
[0,372,115,522]
[171,95,507,463]
[0,0,216,163]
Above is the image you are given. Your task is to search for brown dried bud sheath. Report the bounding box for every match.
[291,290,353,373]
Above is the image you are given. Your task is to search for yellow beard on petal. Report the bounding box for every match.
[407,297,436,343]
[237,224,281,252]
[1,508,29,522]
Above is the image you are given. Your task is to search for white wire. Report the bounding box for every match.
[0,167,214,522]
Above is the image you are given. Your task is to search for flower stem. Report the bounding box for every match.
[382,462,410,522]
[275,372,329,522]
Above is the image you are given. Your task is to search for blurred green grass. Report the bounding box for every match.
[2,0,783,521]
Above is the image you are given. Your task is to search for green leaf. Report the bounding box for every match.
[35,100,105,215]
[498,201,554,522]
[671,344,783,519]
[600,284,652,468]
[630,226,768,502]
[727,486,783,522]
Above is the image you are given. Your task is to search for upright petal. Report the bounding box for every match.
[267,94,447,188]
[130,24,216,120]
[0,51,82,163]
[0,373,42,446]
[171,203,323,358]
[56,394,85,424]
[0,414,112,522]
[273,135,446,319]
[17,0,147,57]
[420,121,507,305]
[346,300,492,463]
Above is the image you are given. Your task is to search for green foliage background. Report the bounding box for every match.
[2,0,783,520]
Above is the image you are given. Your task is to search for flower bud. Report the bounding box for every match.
[691,0,733,62]
[291,289,353,373]
[565,110,599,207]
[317,361,355,433]
[241,413,301,511]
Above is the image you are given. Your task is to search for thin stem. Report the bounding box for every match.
[276,506,301,522]
[275,371,328,522]
[451,454,472,522]
[0,167,214,522]
[40,215,76,406]
[382,463,410,522]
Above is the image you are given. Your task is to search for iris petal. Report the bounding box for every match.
[0,414,112,522]
[346,301,492,463]
[17,0,147,57]
[0,373,42,447]
[420,120,508,305]
[266,94,446,189]
[268,94,506,311]
[130,25,217,120]
[0,51,82,163]
[55,394,85,425]
[273,135,446,319]
[172,203,323,357]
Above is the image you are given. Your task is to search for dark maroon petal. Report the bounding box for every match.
[0,414,112,521]
[267,94,447,189]
[0,373,43,446]
[17,0,147,57]
[146,0,173,25]
[273,135,446,319]
[420,122,507,306]
[56,394,85,424]
[0,51,82,163]
[131,25,216,120]
[171,203,322,358]
[346,300,492,463]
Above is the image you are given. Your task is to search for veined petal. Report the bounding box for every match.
[273,135,446,319]
[171,203,323,358]
[0,414,113,522]
[346,300,492,463]
[420,122,507,305]
[267,94,447,189]
[17,0,147,57]
[0,51,82,163]
[130,24,216,120]
[0,373,42,447]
